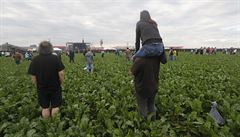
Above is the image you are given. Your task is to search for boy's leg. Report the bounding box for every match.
[86,64,90,72]
[38,91,51,118]
[91,64,94,72]
[87,64,93,72]
[42,108,50,118]
[50,90,62,117]
[51,107,60,117]
[88,64,91,72]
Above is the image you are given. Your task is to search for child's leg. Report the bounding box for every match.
[90,64,94,72]
[87,64,91,72]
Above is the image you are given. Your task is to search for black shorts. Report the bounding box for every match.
[37,90,62,108]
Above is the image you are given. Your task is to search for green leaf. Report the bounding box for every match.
[27,129,36,137]
[190,99,202,112]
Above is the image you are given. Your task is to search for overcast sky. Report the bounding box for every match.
[0,0,239,48]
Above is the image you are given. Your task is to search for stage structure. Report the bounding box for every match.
[66,40,91,53]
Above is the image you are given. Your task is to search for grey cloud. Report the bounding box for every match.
[0,0,239,48]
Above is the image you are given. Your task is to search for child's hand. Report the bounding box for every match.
[130,80,134,84]
[128,69,132,75]
[131,55,135,61]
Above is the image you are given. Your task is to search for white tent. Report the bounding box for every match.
[104,47,117,51]
[53,48,62,55]
[53,48,62,51]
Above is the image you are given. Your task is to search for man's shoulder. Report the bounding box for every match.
[34,54,59,60]
[32,55,40,61]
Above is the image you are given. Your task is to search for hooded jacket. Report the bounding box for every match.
[135,10,162,52]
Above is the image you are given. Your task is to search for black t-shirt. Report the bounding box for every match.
[28,54,65,91]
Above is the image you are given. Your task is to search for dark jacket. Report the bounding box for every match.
[135,10,162,52]
[131,57,160,97]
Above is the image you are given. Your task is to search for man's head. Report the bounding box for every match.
[38,41,53,55]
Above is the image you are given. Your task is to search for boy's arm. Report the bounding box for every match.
[58,70,64,85]
[31,75,37,85]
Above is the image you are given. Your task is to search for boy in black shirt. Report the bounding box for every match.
[28,41,65,118]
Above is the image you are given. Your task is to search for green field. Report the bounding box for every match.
[0,53,240,137]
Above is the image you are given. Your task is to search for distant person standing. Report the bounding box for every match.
[132,10,167,120]
[173,49,177,60]
[125,47,131,61]
[169,48,174,61]
[115,49,120,56]
[69,50,75,63]
[203,47,207,55]
[85,48,94,73]
[13,51,22,65]
[28,51,33,61]
[207,47,210,55]
[200,47,203,55]
[28,41,65,118]
[213,47,217,54]
[25,51,33,61]
[25,52,29,60]
[101,50,105,58]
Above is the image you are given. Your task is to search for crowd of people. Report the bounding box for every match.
[190,47,238,55]
[223,47,238,55]
[191,47,217,55]
[8,50,33,65]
